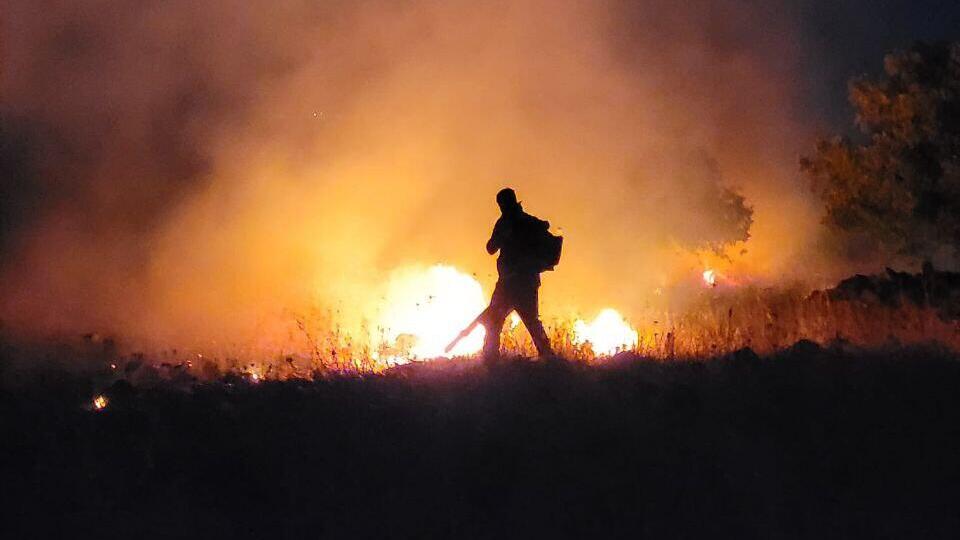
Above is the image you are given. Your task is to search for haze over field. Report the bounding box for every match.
[0,0,955,353]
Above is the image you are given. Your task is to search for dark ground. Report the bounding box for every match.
[3,342,960,539]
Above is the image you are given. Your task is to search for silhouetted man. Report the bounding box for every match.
[483,188,554,363]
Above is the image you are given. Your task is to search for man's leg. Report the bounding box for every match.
[515,283,553,357]
[482,282,511,364]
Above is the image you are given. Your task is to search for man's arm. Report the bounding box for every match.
[486,231,500,255]
[486,218,503,255]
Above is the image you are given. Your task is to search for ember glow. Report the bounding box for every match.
[376,265,486,360]
[573,309,639,356]
[92,395,109,411]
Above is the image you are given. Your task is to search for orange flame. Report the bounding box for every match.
[573,308,638,356]
[92,395,109,411]
[375,265,487,362]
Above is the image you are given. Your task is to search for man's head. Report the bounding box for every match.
[496,188,520,213]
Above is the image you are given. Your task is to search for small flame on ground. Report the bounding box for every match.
[703,269,717,287]
[92,395,109,411]
[572,308,638,356]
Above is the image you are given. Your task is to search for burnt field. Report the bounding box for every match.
[4,342,960,539]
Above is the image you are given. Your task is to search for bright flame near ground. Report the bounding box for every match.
[376,265,487,360]
[92,395,108,411]
[572,308,638,356]
[702,269,717,287]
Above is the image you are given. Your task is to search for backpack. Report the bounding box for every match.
[534,228,563,272]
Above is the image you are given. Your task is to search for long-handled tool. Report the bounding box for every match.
[444,307,489,354]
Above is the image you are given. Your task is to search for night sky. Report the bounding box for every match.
[796,0,960,125]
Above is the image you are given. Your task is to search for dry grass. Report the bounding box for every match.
[491,284,958,364]
[229,286,960,377]
[632,284,960,360]
[27,283,958,382]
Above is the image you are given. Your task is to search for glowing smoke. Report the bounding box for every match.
[0,0,823,353]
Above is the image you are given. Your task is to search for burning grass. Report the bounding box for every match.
[4,270,960,537]
[4,269,958,383]
[507,280,960,364]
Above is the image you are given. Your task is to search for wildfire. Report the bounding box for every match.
[702,269,717,287]
[573,308,638,356]
[92,395,109,411]
[376,264,487,360]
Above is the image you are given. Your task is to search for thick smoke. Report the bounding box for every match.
[0,0,823,350]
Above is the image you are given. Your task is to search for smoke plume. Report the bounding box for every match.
[0,0,823,351]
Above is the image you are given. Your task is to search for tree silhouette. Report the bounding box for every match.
[802,42,960,263]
